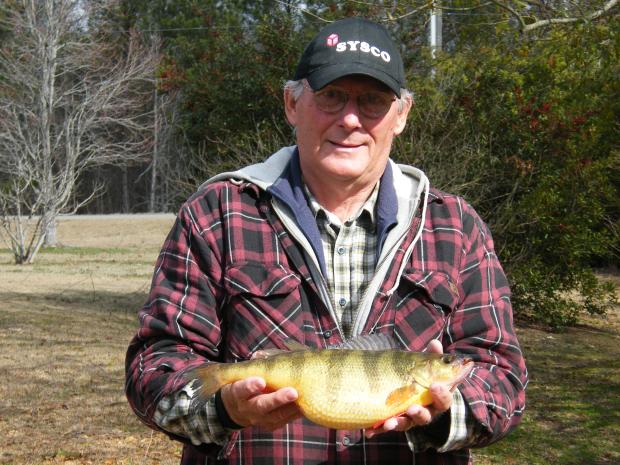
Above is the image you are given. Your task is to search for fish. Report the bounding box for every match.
[193,336,474,430]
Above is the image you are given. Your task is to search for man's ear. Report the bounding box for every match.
[393,96,413,136]
[284,87,299,127]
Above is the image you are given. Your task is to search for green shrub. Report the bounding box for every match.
[396,24,619,328]
[154,6,618,328]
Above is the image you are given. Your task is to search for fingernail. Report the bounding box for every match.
[251,378,266,392]
[285,388,298,401]
[385,418,397,430]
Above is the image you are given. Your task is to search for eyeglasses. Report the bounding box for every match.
[304,83,396,119]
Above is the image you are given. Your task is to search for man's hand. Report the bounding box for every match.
[220,377,303,431]
[365,339,453,438]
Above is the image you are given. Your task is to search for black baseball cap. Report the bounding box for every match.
[294,17,405,96]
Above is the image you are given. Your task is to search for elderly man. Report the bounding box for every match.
[125,17,527,465]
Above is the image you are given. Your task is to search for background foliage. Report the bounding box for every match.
[401,20,619,326]
[2,0,618,326]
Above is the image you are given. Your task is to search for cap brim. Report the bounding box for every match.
[306,63,401,96]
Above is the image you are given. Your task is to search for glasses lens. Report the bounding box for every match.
[313,88,347,113]
[359,92,394,118]
[311,86,395,118]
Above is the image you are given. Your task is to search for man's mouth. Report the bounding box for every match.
[330,141,364,149]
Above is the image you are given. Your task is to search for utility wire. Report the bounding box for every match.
[96,13,510,35]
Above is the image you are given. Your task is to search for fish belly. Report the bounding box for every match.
[298,390,401,430]
[294,353,412,430]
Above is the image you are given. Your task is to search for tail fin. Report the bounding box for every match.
[190,363,225,397]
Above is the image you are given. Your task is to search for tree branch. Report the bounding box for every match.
[273,0,331,23]
[489,0,619,33]
[523,0,619,32]
[487,0,528,31]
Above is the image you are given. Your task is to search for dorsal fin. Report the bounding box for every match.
[251,348,287,359]
[282,339,310,352]
[333,333,402,351]
[250,339,309,359]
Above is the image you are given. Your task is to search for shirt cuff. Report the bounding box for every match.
[436,388,468,452]
[406,388,469,453]
[154,379,234,446]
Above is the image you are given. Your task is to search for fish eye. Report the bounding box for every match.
[441,354,455,364]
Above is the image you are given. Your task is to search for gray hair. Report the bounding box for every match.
[283,79,413,114]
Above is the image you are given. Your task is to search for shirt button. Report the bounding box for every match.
[339,298,347,307]
[337,246,346,255]
[342,436,351,446]
[323,330,332,338]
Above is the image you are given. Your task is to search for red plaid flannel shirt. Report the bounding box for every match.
[125,160,527,465]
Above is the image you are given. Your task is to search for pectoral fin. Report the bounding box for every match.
[385,384,420,407]
[386,381,435,409]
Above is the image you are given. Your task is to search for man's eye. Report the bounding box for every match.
[321,89,344,101]
[363,93,387,105]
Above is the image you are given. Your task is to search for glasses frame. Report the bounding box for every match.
[303,82,396,120]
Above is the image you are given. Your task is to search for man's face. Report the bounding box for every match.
[284,75,411,190]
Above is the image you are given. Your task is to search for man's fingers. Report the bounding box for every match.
[251,350,270,360]
[426,339,443,354]
[222,380,299,429]
[365,415,413,438]
[383,416,413,431]
[252,387,298,414]
[428,383,452,412]
[406,385,452,422]
[404,404,432,425]
[263,403,303,430]
[366,383,454,439]
[229,377,267,400]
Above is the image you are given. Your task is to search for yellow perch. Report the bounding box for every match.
[194,338,474,430]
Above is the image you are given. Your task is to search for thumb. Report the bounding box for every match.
[426,339,443,354]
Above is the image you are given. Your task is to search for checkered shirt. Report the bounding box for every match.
[304,183,379,338]
[125,161,528,465]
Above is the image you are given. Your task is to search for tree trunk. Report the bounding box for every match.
[43,217,57,247]
[122,165,130,213]
[149,37,160,213]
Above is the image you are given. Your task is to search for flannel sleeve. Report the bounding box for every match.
[125,192,229,455]
[443,198,528,448]
[406,389,475,453]
[154,381,234,446]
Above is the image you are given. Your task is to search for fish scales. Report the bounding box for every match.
[301,350,417,429]
[195,346,473,430]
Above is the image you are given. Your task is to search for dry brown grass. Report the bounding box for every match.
[1,214,618,465]
[0,214,180,465]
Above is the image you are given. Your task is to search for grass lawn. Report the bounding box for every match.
[475,319,620,465]
[0,214,618,464]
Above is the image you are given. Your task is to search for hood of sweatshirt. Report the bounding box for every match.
[202,145,429,277]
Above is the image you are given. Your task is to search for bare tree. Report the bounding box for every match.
[286,0,618,31]
[147,87,179,212]
[0,0,156,264]
[486,0,618,32]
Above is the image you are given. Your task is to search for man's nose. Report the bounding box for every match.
[339,98,362,129]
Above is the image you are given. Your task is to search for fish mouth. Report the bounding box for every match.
[412,358,475,391]
[449,359,475,389]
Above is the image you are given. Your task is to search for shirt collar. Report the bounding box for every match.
[304,181,379,229]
